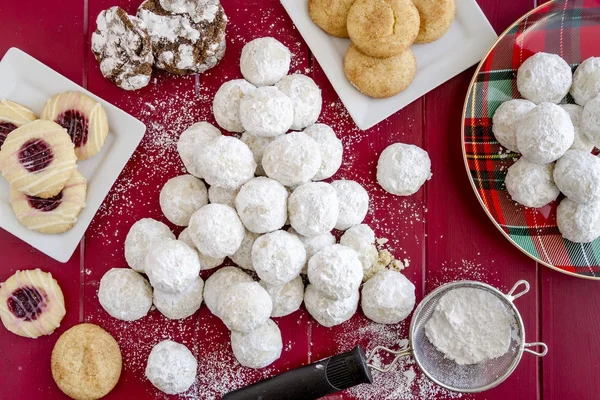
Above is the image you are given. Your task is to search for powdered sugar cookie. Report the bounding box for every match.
[377,143,432,196]
[260,276,304,318]
[216,281,273,333]
[177,122,221,178]
[197,136,256,190]
[571,57,600,106]
[231,319,283,368]
[304,284,358,327]
[159,174,208,226]
[153,276,204,319]
[308,0,355,37]
[0,100,37,148]
[146,340,196,395]
[492,99,536,152]
[331,180,369,230]
[340,224,378,273]
[188,204,245,258]
[288,227,335,274]
[240,132,277,176]
[213,79,256,132]
[230,229,260,271]
[361,270,415,324]
[560,104,594,152]
[308,244,363,300]
[275,74,322,131]
[303,124,343,181]
[98,268,153,321]
[203,267,253,316]
[240,37,291,86]
[235,177,288,234]
[125,218,175,273]
[145,239,201,293]
[91,7,154,90]
[412,0,455,44]
[252,230,306,285]
[0,120,77,198]
[554,150,600,205]
[288,182,339,237]
[178,228,224,270]
[582,95,600,145]
[11,170,87,234]
[262,132,322,186]
[239,86,294,138]
[517,52,572,104]
[505,158,559,208]
[208,185,238,208]
[557,198,600,243]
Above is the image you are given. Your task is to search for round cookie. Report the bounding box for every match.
[347,0,420,58]
[340,224,378,273]
[582,95,600,145]
[560,104,594,152]
[188,204,245,258]
[11,170,87,234]
[361,270,415,324]
[203,267,253,316]
[344,44,416,99]
[553,150,600,205]
[197,135,256,190]
[230,229,260,271]
[288,182,339,237]
[570,57,600,106]
[40,91,109,160]
[146,340,197,395]
[303,124,343,181]
[287,227,336,274]
[145,239,201,293]
[377,143,432,196]
[557,198,600,243]
[517,52,572,104]
[260,276,305,318]
[125,218,175,273]
[154,276,204,320]
[308,0,355,37]
[492,99,536,153]
[239,86,294,138]
[52,323,122,400]
[505,158,559,208]
[137,0,227,75]
[308,244,363,300]
[304,284,359,327]
[91,7,154,91]
[262,132,322,186]
[208,185,238,208]
[231,319,283,368]
[240,37,291,86]
[275,74,322,131]
[0,100,37,148]
[251,230,306,286]
[98,268,153,321]
[216,281,273,333]
[412,0,455,44]
[0,120,77,198]
[235,177,288,234]
[240,132,277,176]
[159,174,208,226]
[213,79,256,133]
[177,121,221,178]
[178,228,225,270]
[331,179,369,230]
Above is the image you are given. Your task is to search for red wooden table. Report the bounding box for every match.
[1,0,599,399]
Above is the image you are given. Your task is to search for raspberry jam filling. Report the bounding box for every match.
[0,122,17,148]
[27,192,63,212]
[18,139,54,173]
[7,286,47,321]
[56,110,89,148]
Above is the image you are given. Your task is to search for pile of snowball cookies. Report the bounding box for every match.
[96,37,432,395]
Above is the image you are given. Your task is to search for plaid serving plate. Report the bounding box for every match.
[462,0,600,279]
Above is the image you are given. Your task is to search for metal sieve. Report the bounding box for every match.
[223,280,547,400]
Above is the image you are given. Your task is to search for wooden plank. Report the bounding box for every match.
[0,1,86,399]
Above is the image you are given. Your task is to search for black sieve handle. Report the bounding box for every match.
[222,346,373,400]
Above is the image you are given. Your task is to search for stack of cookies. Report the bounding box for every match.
[91,0,228,91]
[309,0,456,98]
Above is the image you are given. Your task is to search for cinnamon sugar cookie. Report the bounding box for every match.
[0,100,37,148]
[40,91,109,160]
[412,0,455,44]
[344,44,416,98]
[347,0,420,58]
[52,323,122,400]
[11,170,87,234]
[308,0,355,38]
[0,120,77,198]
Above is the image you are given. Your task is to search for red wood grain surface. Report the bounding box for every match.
[1,0,598,399]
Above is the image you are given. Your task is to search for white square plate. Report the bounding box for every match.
[281,0,498,130]
[0,48,146,263]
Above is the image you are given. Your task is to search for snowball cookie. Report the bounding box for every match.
[377,143,432,196]
[582,95,600,145]
[308,0,355,37]
[263,132,323,186]
[504,158,560,208]
[189,204,245,258]
[178,228,224,270]
[160,175,208,226]
[213,79,256,132]
[331,180,369,230]
[145,239,201,294]
[204,267,253,316]
[304,284,359,327]
[177,121,221,178]
[125,218,175,273]
[492,99,536,152]
[208,185,238,208]
[515,102,574,164]
[197,136,256,190]
[240,37,291,87]
[571,57,600,106]
[216,281,273,333]
[231,319,283,368]
[275,74,322,131]
[561,104,594,152]
[554,150,600,204]
[288,182,339,237]
[231,230,260,271]
[239,86,294,138]
[260,276,304,317]
[517,52,572,104]
[303,124,343,181]
[340,224,379,273]
[235,177,288,233]
[98,268,152,321]
[145,340,197,395]
[557,198,600,243]
[252,230,306,285]
[241,132,276,176]
[361,270,415,324]
[154,276,203,320]
[288,227,336,273]
[308,244,363,300]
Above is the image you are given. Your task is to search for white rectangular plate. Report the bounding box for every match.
[281,0,498,130]
[0,48,146,263]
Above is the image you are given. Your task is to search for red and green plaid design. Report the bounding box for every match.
[463,0,600,278]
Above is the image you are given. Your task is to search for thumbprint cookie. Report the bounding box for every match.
[0,269,66,338]
[0,100,37,148]
[0,120,77,198]
[11,170,87,234]
[40,91,109,160]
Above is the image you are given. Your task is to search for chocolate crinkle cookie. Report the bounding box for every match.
[137,0,227,75]
[91,7,154,90]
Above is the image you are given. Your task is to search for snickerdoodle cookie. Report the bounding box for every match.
[344,44,416,98]
[412,0,455,44]
[308,0,356,38]
[346,0,419,58]
[51,323,122,400]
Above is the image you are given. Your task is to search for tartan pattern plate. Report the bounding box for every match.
[462,0,600,279]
